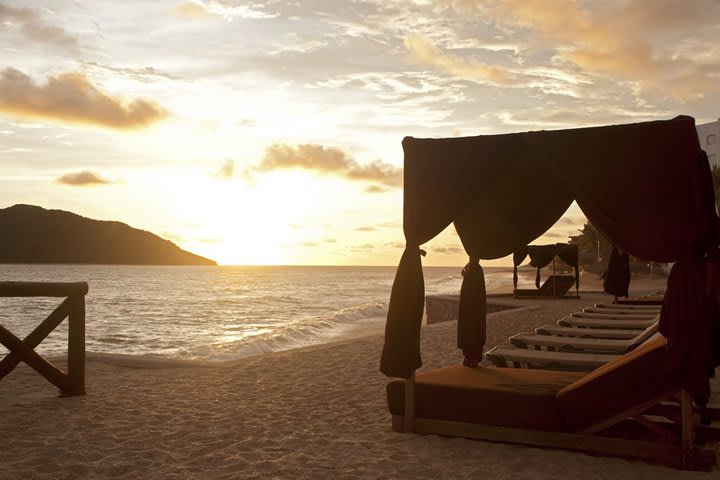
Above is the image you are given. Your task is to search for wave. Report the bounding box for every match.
[182,301,389,361]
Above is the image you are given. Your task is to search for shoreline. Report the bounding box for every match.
[6,275,715,479]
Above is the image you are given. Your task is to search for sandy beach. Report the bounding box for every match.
[1,274,717,479]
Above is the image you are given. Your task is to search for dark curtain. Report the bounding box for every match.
[556,244,580,293]
[603,247,630,297]
[381,116,720,401]
[512,248,528,289]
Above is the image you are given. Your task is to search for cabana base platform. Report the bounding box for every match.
[390,412,718,471]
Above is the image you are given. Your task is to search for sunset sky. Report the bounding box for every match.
[2,0,720,266]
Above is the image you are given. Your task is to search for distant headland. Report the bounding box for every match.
[0,204,217,266]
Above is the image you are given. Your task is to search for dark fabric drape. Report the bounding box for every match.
[457,259,485,365]
[603,247,630,297]
[528,244,563,288]
[382,116,720,400]
[512,249,528,289]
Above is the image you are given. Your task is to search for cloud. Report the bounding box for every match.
[56,170,111,186]
[354,226,377,232]
[433,245,465,255]
[173,0,278,21]
[83,62,180,83]
[172,2,213,19]
[0,68,168,129]
[404,35,518,85]
[214,158,235,178]
[249,143,402,188]
[0,4,79,51]
[433,0,720,102]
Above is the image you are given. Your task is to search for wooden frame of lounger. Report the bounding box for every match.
[396,379,718,471]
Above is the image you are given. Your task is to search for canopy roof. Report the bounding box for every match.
[380,116,720,404]
[513,243,579,291]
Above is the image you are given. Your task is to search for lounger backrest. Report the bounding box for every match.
[556,334,673,432]
[538,275,575,296]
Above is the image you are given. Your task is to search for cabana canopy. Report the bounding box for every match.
[513,243,579,292]
[380,116,720,404]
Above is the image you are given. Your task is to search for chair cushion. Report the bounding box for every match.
[387,365,583,431]
[556,335,673,431]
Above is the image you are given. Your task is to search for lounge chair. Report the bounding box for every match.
[615,294,664,305]
[570,311,657,320]
[558,315,657,330]
[584,306,661,314]
[508,320,659,354]
[387,336,719,470]
[534,325,646,339]
[514,275,577,298]
[593,303,661,311]
[485,345,620,370]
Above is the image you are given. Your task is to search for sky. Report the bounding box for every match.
[1,0,719,266]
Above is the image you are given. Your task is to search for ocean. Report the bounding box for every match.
[0,264,520,362]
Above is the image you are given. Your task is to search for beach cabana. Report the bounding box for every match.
[381,116,720,469]
[513,243,579,298]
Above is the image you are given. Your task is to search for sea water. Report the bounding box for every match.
[0,264,519,361]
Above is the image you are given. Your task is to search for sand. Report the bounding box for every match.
[1,274,717,479]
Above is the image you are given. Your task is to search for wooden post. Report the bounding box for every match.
[681,389,695,469]
[65,294,86,396]
[405,371,416,433]
[552,257,557,297]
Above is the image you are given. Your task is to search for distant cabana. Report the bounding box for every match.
[381,116,719,406]
[513,243,579,298]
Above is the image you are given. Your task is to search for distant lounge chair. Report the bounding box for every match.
[387,336,718,470]
[615,293,664,305]
[508,319,659,354]
[593,303,661,311]
[558,315,658,330]
[534,325,646,339]
[584,306,661,314]
[514,275,577,298]
[570,311,657,320]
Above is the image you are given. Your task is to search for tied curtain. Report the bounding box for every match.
[512,243,579,291]
[380,116,720,405]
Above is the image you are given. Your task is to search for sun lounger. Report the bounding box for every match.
[387,336,719,470]
[584,306,660,315]
[558,315,657,329]
[570,311,657,320]
[513,275,577,298]
[593,303,661,311]
[485,346,620,370]
[509,320,659,353]
[615,294,664,305]
[534,325,645,339]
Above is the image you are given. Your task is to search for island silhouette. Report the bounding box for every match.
[0,204,216,265]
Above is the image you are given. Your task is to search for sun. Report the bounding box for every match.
[153,169,329,265]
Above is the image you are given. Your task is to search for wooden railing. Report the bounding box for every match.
[0,281,88,396]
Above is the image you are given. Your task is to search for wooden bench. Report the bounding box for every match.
[0,281,88,396]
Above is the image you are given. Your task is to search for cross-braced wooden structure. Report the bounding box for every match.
[0,281,88,396]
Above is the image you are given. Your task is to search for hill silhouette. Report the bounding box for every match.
[0,204,217,265]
